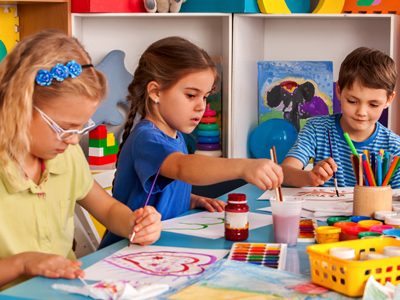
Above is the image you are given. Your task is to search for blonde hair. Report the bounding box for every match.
[0,29,107,171]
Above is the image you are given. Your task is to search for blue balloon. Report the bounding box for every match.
[249,119,298,164]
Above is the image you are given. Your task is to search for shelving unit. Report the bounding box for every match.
[0,0,70,37]
[71,13,232,157]
[71,13,400,159]
[232,13,400,159]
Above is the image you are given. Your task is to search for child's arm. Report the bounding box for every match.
[281,157,337,187]
[190,194,226,212]
[0,252,84,287]
[161,153,283,191]
[79,181,162,245]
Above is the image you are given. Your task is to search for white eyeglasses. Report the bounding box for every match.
[34,106,95,141]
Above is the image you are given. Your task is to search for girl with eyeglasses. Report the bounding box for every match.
[0,29,162,289]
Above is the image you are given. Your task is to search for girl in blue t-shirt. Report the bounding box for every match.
[100,36,283,248]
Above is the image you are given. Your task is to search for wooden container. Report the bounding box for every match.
[353,185,392,218]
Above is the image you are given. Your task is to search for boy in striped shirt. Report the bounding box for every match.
[281,47,400,189]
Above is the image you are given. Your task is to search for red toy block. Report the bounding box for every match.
[72,0,147,13]
[89,154,117,165]
[89,125,107,140]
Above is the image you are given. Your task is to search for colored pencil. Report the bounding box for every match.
[343,132,358,156]
[389,158,400,184]
[383,156,399,186]
[129,166,161,246]
[327,129,339,197]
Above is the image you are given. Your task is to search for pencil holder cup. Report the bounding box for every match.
[353,185,392,218]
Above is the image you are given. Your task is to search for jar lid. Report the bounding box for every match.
[382,228,400,237]
[315,226,341,234]
[327,216,351,226]
[350,216,371,223]
[358,231,382,239]
[383,246,400,257]
[366,253,389,260]
[329,247,356,260]
[369,224,395,233]
[333,221,357,229]
[385,214,400,225]
[344,226,369,235]
[228,193,246,201]
[358,220,383,228]
[374,211,396,221]
[393,203,400,213]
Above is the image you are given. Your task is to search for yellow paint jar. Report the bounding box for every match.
[358,220,383,229]
[315,226,341,244]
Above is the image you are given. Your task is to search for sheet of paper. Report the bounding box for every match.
[259,187,400,201]
[84,245,229,289]
[161,211,272,239]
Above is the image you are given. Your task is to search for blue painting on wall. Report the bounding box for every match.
[258,61,333,132]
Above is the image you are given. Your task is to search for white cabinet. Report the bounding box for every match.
[72,13,232,157]
[72,13,400,159]
[232,13,400,159]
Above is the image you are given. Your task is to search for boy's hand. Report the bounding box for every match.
[130,206,162,246]
[241,159,283,191]
[19,252,84,279]
[308,157,338,186]
[189,194,226,212]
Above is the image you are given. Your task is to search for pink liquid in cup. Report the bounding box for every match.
[270,197,304,247]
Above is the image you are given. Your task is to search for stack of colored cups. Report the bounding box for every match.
[195,104,222,157]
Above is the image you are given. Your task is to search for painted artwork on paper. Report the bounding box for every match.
[84,245,229,289]
[161,211,273,239]
[160,260,353,300]
[258,187,354,201]
[258,61,333,132]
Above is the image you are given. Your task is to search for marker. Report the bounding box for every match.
[129,167,161,247]
[383,156,399,186]
[362,154,373,186]
[383,152,390,179]
[377,155,382,186]
[343,133,358,156]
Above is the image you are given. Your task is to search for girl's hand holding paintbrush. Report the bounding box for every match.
[128,206,162,246]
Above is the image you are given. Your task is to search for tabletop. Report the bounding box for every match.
[0,184,315,300]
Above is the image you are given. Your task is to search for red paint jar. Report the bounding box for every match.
[224,193,249,241]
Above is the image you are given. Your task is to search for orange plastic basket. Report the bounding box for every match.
[306,237,400,297]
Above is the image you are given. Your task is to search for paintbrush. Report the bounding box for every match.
[327,129,339,197]
[129,166,161,247]
[272,146,283,201]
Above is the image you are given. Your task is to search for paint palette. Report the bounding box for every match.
[298,218,318,243]
[227,243,287,270]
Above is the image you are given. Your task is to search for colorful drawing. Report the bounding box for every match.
[258,61,333,132]
[258,187,356,201]
[342,0,400,14]
[161,259,353,299]
[105,251,217,277]
[0,7,20,62]
[84,245,229,288]
[161,211,273,239]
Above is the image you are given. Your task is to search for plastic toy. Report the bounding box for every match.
[342,0,400,14]
[249,118,298,164]
[88,125,118,169]
[144,0,187,13]
[0,7,19,61]
[92,50,132,127]
[313,0,345,13]
[195,104,222,157]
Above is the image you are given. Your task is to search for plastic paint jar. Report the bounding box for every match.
[384,214,400,229]
[333,222,357,241]
[350,216,371,223]
[382,229,400,238]
[224,193,249,241]
[374,211,397,222]
[358,220,383,229]
[327,216,351,226]
[393,203,400,213]
[342,226,369,240]
[383,246,400,257]
[358,231,382,239]
[369,225,395,233]
[315,226,341,244]
[329,247,356,260]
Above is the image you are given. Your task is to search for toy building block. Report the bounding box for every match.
[89,138,108,148]
[107,133,115,147]
[89,154,117,165]
[103,143,119,156]
[89,125,107,139]
[89,147,104,157]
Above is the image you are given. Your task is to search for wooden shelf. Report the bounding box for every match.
[0,0,70,38]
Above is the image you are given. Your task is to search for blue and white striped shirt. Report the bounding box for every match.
[286,114,400,188]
